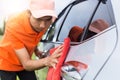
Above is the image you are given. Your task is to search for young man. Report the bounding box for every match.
[0,0,64,80]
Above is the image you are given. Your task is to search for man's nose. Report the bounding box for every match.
[39,21,46,28]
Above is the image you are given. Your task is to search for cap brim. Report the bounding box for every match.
[31,10,57,18]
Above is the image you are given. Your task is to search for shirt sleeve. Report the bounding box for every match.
[5,26,25,50]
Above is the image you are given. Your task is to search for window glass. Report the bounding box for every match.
[58,0,98,41]
[57,0,115,42]
[43,0,115,43]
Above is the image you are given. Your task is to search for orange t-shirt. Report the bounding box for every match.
[0,10,47,71]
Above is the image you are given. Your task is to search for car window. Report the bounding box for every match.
[57,0,115,42]
[42,0,115,43]
[58,0,98,41]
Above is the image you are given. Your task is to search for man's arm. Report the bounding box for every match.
[15,45,63,71]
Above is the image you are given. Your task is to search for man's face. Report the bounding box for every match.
[30,16,53,32]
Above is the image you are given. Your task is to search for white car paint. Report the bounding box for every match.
[40,0,120,80]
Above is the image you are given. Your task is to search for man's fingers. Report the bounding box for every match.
[51,59,58,69]
[55,53,62,58]
[52,45,64,55]
[47,45,64,68]
[52,63,56,69]
[54,59,58,63]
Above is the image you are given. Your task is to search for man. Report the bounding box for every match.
[0,0,63,80]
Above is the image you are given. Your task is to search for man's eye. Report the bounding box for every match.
[35,17,52,21]
[46,18,52,21]
[36,19,42,21]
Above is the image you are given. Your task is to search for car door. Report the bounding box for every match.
[40,0,117,80]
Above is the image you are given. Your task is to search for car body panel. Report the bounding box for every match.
[40,0,120,79]
[95,0,120,80]
[65,25,117,80]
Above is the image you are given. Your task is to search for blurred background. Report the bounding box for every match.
[0,0,71,35]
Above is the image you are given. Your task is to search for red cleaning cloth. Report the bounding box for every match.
[46,37,70,80]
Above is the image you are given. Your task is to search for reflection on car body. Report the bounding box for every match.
[40,0,120,80]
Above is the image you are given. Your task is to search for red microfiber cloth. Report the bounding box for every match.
[46,37,70,80]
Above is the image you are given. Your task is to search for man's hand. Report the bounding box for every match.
[44,45,64,69]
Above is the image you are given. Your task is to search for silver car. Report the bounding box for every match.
[40,0,120,80]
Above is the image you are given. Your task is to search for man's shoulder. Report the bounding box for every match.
[5,10,30,33]
[7,10,30,22]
